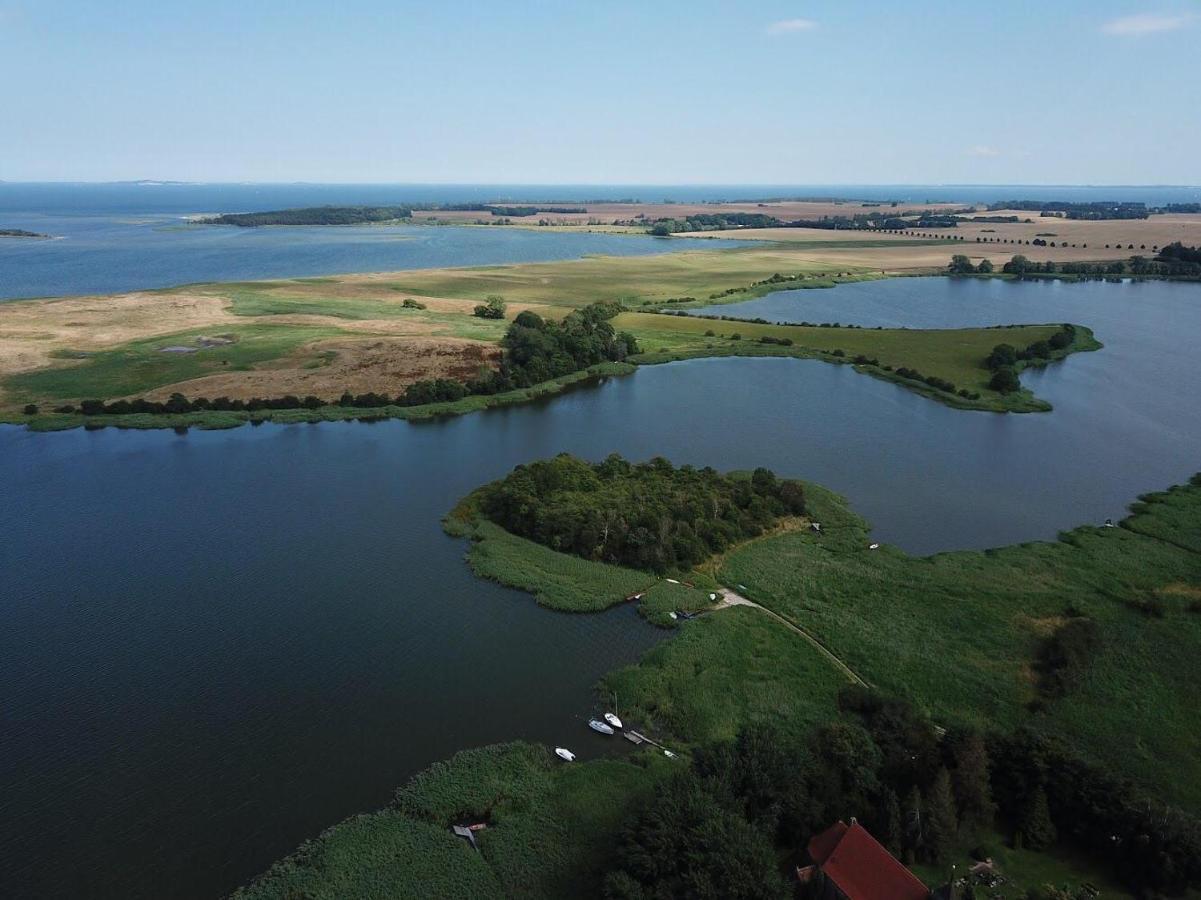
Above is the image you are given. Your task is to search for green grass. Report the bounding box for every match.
[605,606,849,746]
[450,518,654,612]
[718,478,1201,810]
[5,323,345,405]
[235,742,670,900]
[377,246,875,308]
[223,285,421,320]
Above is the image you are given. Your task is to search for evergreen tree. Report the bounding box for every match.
[903,785,924,864]
[1018,786,1058,850]
[925,767,959,863]
[949,731,997,829]
[879,787,904,858]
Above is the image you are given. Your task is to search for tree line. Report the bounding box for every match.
[604,686,1201,899]
[478,453,806,573]
[203,206,413,226]
[988,201,1149,220]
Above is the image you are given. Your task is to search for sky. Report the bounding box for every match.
[1,0,1198,184]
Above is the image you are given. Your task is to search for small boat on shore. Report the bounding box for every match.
[555,747,576,762]
[604,712,623,730]
[588,719,614,735]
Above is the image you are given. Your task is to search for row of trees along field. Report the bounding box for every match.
[605,687,1201,899]
[45,302,639,418]
[477,453,806,573]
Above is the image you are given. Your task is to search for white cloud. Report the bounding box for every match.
[969,145,1001,158]
[766,18,817,35]
[1101,13,1192,35]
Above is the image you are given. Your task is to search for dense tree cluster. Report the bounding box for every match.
[605,688,1201,898]
[470,302,638,393]
[989,201,1149,220]
[485,205,586,217]
[203,206,412,226]
[984,326,1076,394]
[478,453,806,573]
[648,213,782,235]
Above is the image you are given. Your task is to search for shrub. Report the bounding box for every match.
[23,403,38,415]
[472,295,507,319]
[401,297,427,309]
[989,367,1021,393]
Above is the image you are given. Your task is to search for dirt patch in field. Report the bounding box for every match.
[137,337,501,402]
[1015,613,1068,637]
[1159,583,1201,600]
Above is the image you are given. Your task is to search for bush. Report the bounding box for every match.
[23,403,38,415]
[472,295,507,319]
[989,367,1021,394]
[401,297,427,310]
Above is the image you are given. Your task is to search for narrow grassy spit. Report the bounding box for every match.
[621,313,1101,413]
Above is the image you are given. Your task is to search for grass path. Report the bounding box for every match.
[714,586,868,687]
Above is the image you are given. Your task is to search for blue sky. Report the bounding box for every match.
[2,0,1198,184]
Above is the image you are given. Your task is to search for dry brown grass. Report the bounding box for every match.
[137,337,499,401]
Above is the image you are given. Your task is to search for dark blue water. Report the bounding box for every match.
[3,181,1199,300]
[0,216,733,301]
[3,182,1198,214]
[4,275,1201,898]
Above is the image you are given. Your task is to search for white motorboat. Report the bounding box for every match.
[588,719,614,735]
[603,712,623,730]
[554,747,576,762]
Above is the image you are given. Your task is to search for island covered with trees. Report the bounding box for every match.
[474,453,805,573]
[202,206,414,226]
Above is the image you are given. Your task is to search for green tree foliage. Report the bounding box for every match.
[985,343,1019,369]
[204,206,412,226]
[903,785,924,864]
[949,254,977,274]
[475,301,638,392]
[478,454,806,573]
[947,730,997,829]
[924,768,959,864]
[989,366,1021,393]
[472,295,507,319]
[604,773,789,900]
[1018,786,1058,851]
[976,258,995,274]
[22,403,38,415]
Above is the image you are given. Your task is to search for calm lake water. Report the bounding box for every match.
[3,274,1201,898]
[0,215,734,301]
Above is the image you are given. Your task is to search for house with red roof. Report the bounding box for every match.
[797,819,930,900]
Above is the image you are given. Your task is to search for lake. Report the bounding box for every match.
[0,213,734,301]
[3,274,1201,898]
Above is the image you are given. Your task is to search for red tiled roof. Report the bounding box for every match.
[807,821,929,900]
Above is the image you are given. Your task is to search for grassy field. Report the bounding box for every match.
[371,246,876,308]
[719,477,1201,811]
[5,323,346,405]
